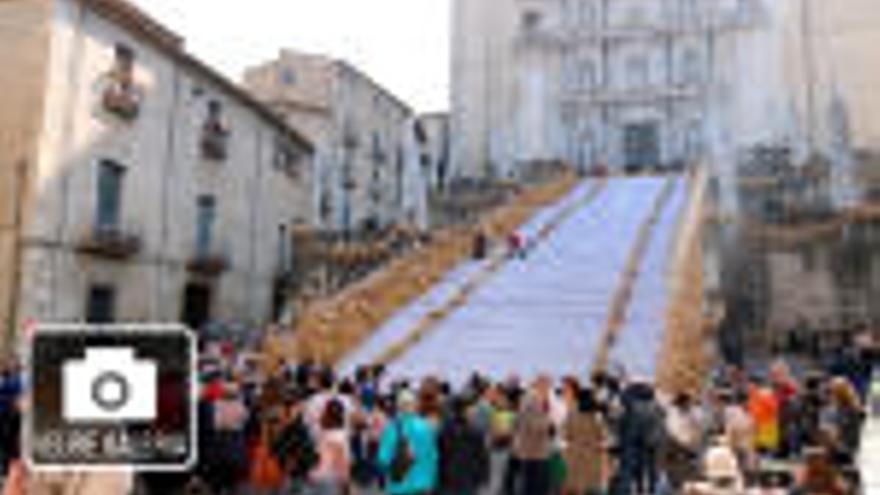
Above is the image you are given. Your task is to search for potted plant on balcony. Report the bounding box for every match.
[201,120,230,161]
[102,67,142,120]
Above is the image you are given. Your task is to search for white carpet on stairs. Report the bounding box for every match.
[369,177,681,385]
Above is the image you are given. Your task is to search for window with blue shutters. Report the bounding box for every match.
[196,195,216,256]
[96,160,125,229]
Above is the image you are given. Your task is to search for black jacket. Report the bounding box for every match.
[438,417,490,491]
[272,415,318,480]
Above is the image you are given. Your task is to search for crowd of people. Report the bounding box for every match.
[0,335,876,495]
[153,335,874,495]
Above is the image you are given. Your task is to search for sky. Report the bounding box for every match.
[130,0,451,113]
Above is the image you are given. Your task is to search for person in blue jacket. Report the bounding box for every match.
[0,361,22,476]
[378,390,438,495]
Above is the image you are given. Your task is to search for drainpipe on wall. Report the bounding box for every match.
[157,58,182,321]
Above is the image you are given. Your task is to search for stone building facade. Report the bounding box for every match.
[417,112,452,191]
[0,0,315,345]
[451,0,755,179]
[244,50,430,233]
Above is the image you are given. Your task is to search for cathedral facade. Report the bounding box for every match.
[450,0,753,178]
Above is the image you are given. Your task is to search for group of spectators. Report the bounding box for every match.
[152,334,875,495]
[0,334,877,495]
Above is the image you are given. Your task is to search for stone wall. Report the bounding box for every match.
[0,0,53,347]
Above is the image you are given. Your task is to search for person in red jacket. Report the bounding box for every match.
[769,360,800,457]
[507,231,527,259]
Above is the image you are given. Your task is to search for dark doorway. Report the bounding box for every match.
[181,283,212,331]
[86,284,116,323]
[623,122,660,171]
[271,280,290,324]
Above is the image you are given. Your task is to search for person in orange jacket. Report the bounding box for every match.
[747,377,780,455]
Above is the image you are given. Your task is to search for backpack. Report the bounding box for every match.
[271,416,318,479]
[389,419,415,483]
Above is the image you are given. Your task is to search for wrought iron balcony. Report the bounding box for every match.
[342,166,358,190]
[77,224,142,259]
[274,142,304,178]
[186,248,230,276]
[102,81,142,121]
[342,129,360,150]
[201,123,230,161]
[342,177,358,190]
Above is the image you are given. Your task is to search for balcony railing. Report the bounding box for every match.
[342,167,358,190]
[187,249,230,276]
[77,224,142,259]
[562,84,701,105]
[274,144,304,178]
[201,123,230,161]
[102,81,142,121]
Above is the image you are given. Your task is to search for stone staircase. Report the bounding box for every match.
[343,176,686,385]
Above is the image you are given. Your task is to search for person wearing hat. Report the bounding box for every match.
[377,390,438,495]
[701,437,745,495]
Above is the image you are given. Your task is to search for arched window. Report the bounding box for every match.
[682,48,702,84]
[581,60,596,90]
[626,55,649,88]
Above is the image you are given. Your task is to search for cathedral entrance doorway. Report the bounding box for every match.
[623,122,660,172]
